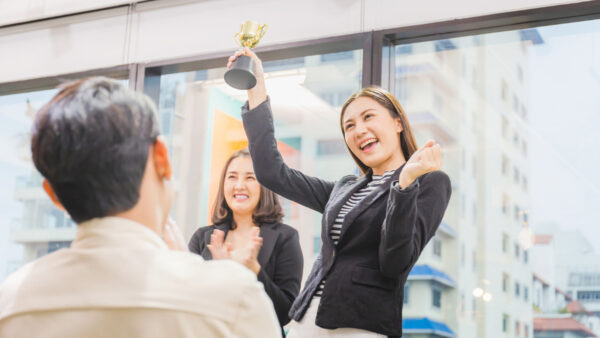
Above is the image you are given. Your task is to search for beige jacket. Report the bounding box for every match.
[0,217,281,338]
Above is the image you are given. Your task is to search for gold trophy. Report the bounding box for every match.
[224,21,268,90]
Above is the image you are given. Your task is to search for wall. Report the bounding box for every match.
[0,0,592,84]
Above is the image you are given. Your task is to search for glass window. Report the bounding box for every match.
[391,19,600,337]
[0,79,128,283]
[0,88,65,282]
[433,237,442,258]
[144,49,362,278]
[432,285,442,308]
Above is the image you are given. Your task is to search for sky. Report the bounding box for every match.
[529,19,600,254]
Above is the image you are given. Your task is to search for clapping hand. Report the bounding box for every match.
[398,140,442,188]
[207,227,263,275]
[163,218,188,251]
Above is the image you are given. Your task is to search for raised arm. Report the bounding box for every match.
[378,171,451,277]
[229,48,335,213]
[378,140,451,277]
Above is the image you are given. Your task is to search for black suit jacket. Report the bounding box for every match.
[241,98,452,337]
[188,222,303,327]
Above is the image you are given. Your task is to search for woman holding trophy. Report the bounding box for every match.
[226,40,452,336]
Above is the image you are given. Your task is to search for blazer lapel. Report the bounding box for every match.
[325,174,371,240]
[338,165,405,241]
[257,223,279,267]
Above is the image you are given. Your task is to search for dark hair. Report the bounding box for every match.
[211,149,284,229]
[31,77,160,223]
[340,86,419,174]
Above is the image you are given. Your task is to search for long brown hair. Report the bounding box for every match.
[211,149,284,229]
[340,86,418,174]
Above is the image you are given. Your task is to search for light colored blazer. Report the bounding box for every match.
[0,217,281,338]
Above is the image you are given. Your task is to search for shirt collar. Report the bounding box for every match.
[71,216,168,250]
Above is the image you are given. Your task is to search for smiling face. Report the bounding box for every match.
[223,156,261,217]
[342,96,405,174]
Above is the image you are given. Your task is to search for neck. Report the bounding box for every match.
[232,212,255,231]
[372,151,406,176]
[115,202,164,237]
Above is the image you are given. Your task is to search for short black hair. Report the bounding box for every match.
[31,77,160,223]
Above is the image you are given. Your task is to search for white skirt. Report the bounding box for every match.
[286,298,386,338]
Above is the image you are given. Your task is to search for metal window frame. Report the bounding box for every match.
[2,1,600,98]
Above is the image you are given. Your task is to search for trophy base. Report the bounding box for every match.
[224,55,257,90]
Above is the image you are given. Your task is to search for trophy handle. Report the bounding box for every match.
[234,32,243,47]
[257,24,268,40]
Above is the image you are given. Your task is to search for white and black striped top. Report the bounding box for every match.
[314,170,394,297]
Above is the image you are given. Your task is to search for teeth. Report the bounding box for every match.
[234,194,248,200]
[360,139,377,150]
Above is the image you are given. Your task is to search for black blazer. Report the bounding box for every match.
[241,99,452,337]
[188,222,303,327]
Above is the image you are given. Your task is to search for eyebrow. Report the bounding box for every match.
[226,171,255,175]
[343,109,377,125]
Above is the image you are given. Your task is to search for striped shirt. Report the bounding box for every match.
[314,170,394,297]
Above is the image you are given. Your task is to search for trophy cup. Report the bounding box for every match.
[224,21,268,90]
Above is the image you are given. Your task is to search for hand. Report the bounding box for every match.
[398,140,442,188]
[207,230,233,260]
[227,47,267,109]
[163,218,188,251]
[230,227,263,275]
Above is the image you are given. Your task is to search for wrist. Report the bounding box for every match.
[399,172,416,189]
[249,261,261,275]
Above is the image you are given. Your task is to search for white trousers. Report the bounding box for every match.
[286,298,386,338]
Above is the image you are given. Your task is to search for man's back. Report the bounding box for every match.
[0,217,281,338]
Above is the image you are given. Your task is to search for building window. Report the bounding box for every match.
[502,116,509,139]
[523,250,529,264]
[522,176,528,191]
[517,65,524,83]
[524,286,529,302]
[404,282,410,304]
[515,281,521,298]
[514,205,520,221]
[515,243,520,259]
[502,233,509,253]
[503,314,509,333]
[502,154,509,176]
[513,131,520,147]
[513,94,520,112]
[524,324,529,338]
[514,167,520,184]
[433,238,442,258]
[502,194,509,215]
[503,274,510,293]
[432,286,442,309]
[516,320,521,336]
[522,140,528,157]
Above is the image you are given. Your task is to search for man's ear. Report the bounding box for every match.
[153,136,172,180]
[43,179,66,211]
